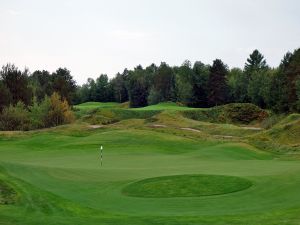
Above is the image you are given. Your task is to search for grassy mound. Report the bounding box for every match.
[182,103,268,124]
[253,113,300,148]
[122,174,252,198]
[82,108,160,125]
[74,102,121,118]
[276,114,300,126]
[0,180,17,205]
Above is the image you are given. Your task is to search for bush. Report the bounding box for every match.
[29,96,51,129]
[0,101,30,130]
[0,92,75,131]
[222,103,269,123]
[47,92,75,127]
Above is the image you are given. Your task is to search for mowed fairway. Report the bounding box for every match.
[1,105,300,224]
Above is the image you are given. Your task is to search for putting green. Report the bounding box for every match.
[122,174,252,198]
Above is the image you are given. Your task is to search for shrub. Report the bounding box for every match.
[47,92,75,126]
[29,96,51,129]
[222,103,269,123]
[0,92,75,131]
[0,101,30,130]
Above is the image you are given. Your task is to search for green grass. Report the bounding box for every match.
[122,174,252,198]
[81,108,160,125]
[133,102,195,111]
[75,102,120,110]
[74,102,121,117]
[0,179,17,205]
[1,105,300,224]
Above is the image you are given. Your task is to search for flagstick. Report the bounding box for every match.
[100,145,103,166]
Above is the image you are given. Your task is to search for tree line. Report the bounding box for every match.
[77,48,300,113]
[0,66,75,130]
[0,48,300,127]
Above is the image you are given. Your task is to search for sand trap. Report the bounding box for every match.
[89,125,104,129]
[150,124,167,128]
[213,135,236,139]
[180,127,201,133]
[240,126,263,130]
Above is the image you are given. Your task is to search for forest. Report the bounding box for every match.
[0,48,300,130]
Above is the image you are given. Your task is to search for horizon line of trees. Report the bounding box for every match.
[1,48,300,116]
[77,48,300,113]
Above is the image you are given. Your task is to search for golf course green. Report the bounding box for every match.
[1,102,300,224]
[122,174,253,198]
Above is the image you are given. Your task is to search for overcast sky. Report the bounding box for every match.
[1,0,299,84]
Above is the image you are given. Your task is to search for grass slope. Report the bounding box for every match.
[0,103,300,224]
[250,113,300,153]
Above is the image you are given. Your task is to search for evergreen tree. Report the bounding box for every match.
[269,63,289,113]
[95,74,110,102]
[281,49,300,111]
[244,50,269,106]
[191,61,209,107]
[207,59,228,106]
[0,82,12,111]
[127,66,149,107]
[244,49,268,77]
[148,62,175,105]
[52,68,76,104]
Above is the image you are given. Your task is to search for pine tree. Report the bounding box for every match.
[207,59,229,106]
[282,49,300,111]
[244,49,268,77]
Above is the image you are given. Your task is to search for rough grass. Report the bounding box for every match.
[81,108,161,125]
[182,103,268,124]
[0,179,17,205]
[74,102,121,118]
[250,113,300,152]
[122,174,252,198]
